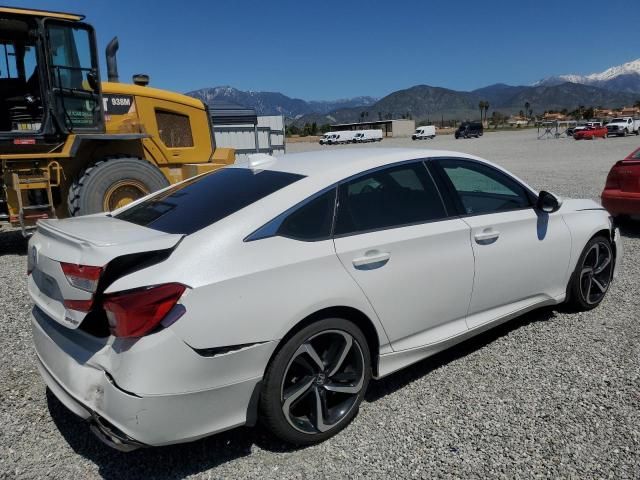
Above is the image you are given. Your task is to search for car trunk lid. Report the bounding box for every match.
[607,160,640,192]
[27,215,184,330]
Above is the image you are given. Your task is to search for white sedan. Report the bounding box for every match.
[28,148,621,450]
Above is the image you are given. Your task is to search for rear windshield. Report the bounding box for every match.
[114,168,304,234]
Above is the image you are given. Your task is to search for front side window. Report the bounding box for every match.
[334,162,447,236]
[156,110,194,148]
[437,159,531,215]
[115,168,304,235]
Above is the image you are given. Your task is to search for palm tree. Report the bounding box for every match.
[483,102,490,125]
[479,101,486,123]
[524,102,530,120]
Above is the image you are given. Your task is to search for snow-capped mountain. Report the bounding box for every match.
[186,86,377,118]
[535,59,640,93]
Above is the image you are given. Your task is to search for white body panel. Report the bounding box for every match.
[27,147,621,448]
[461,208,571,327]
[334,219,474,351]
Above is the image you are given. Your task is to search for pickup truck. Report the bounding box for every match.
[606,117,640,137]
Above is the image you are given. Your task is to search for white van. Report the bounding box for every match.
[319,132,338,145]
[412,125,437,140]
[353,129,383,143]
[332,131,358,144]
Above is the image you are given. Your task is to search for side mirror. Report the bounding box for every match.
[87,69,99,93]
[536,190,562,213]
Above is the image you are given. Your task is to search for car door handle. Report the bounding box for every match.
[474,229,500,244]
[352,251,391,270]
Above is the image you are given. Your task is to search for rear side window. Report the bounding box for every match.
[277,189,336,241]
[335,162,447,235]
[115,168,304,234]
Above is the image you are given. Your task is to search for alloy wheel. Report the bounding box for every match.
[281,330,365,434]
[579,240,613,305]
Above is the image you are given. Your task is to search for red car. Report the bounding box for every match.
[574,125,608,140]
[601,146,640,218]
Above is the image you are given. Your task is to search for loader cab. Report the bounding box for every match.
[0,8,104,145]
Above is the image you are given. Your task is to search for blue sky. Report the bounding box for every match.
[24,0,640,100]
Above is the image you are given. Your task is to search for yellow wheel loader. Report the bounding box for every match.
[0,6,235,233]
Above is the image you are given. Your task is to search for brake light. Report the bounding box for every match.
[604,164,622,190]
[60,263,103,292]
[103,283,186,338]
[63,299,95,312]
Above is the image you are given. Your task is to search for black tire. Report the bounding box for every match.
[67,157,169,216]
[566,235,614,311]
[260,318,371,446]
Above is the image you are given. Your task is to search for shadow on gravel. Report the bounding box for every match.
[47,389,300,480]
[0,230,28,256]
[47,306,559,478]
[616,218,640,239]
[365,306,557,403]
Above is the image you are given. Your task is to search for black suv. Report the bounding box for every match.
[455,122,483,139]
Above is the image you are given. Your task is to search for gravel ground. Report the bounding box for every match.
[1,129,639,479]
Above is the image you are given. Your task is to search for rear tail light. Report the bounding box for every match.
[604,163,622,190]
[61,263,103,293]
[103,283,186,338]
[63,299,95,312]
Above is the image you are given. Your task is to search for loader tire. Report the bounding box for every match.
[67,157,169,217]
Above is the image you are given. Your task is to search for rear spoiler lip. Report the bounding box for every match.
[35,219,185,267]
[37,218,106,247]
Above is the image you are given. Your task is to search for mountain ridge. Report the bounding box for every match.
[186,86,377,118]
[185,59,640,125]
[534,58,640,93]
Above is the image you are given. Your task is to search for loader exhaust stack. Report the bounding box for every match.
[106,37,119,82]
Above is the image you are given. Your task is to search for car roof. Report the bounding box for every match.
[234,148,479,182]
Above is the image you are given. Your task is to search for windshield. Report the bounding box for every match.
[115,168,304,235]
[611,118,625,123]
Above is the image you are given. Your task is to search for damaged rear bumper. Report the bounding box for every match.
[32,307,275,449]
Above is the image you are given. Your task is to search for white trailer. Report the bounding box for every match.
[354,129,383,143]
[412,125,437,140]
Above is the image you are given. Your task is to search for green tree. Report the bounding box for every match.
[634,100,640,109]
[286,124,299,136]
[524,102,530,119]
